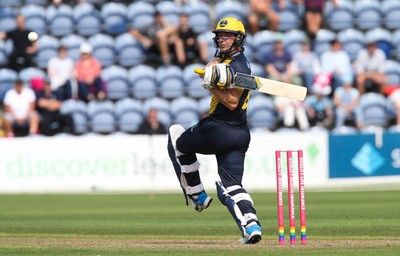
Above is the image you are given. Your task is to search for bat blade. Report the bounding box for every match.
[193,68,308,101]
[234,73,308,101]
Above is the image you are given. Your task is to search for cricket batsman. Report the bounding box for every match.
[167,17,262,244]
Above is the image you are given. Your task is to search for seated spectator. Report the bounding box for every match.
[174,12,199,66]
[301,0,338,41]
[291,38,322,89]
[136,108,167,135]
[3,78,39,137]
[265,36,303,86]
[353,39,387,95]
[47,45,74,93]
[320,39,353,90]
[305,81,335,130]
[73,43,106,102]
[333,77,360,128]
[388,88,400,126]
[248,0,282,33]
[129,11,178,65]
[0,14,38,72]
[36,77,75,136]
[274,96,309,131]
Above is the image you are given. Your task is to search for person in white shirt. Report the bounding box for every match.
[47,45,74,92]
[320,39,353,90]
[354,40,387,94]
[3,79,39,137]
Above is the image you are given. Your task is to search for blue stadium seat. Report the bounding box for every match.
[87,34,116,67]
[198,95,211,115]
[247,95,277,131]
[60,34,86,62]
[73,2,101,37]
[393,29,400,61]
[114,33,145,67]
[170,96,199,128]
[19,4,47,36]
[354,0,382,31]
[382,0,400,30]
[173,109,199,129]
[252,30,279,65]
[197,31,215,63]
[0,7,17,32]
[283,29,307,56]
[383,60,400,86]
[128,65,158,100]
[156,65,185,99]
[324,0,354,31]
[313,29,336,56]
[142,97,171,128]
[114,98,143,134]
[170,96,199,118]
[277,8,300,32]
[244,33,254,62]
[337,28,365,61]
[184,2,211,33]
[101,65,130,101]
[0,0,21,7]
[357,92,389,127]
[101,2,128,36]
[18,67,46,85]
[47,4,74,37]
[36,35,60,69]
[60,99,89,134]
[127,1,155,30]
[183,63,210,99]
[25,0,48,5]
[155,1,182,25]
[250,62,267,79]
[0,68,17,102]
[86,100,116,134]
[215,1,247,25]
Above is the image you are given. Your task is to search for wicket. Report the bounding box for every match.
[275,150,306,245]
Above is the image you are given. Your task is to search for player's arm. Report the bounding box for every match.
[210,87,243,111]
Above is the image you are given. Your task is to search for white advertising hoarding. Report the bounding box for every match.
[0,132,329,193]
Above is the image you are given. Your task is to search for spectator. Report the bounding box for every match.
[274,96,310,131]
[333,77,360,128]
[353,39,387,95]
[320,39,353,90]
[305,81,335,129]
[388,88,400,126]
[35,77,75,136]
[0,14,38,72]
[129,11,178,65]
[3,79,39,137]
[47,45,74,93]
[291,38,322,89]
[174,12,199,66]
[299,0,338,41]
[136,108,167,135]
[248,0,283,33]
[73,43,106,102]
[265,36,303,86]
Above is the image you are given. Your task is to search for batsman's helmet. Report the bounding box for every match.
[212,17,246,49]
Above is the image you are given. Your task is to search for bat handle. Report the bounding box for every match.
[194,68,205,75]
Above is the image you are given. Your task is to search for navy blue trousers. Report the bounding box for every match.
[176,116,250,188]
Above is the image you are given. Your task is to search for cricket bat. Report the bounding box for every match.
[194,68,307,101]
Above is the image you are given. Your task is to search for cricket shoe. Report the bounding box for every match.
[240,223,262,244]
[189,191,213,212]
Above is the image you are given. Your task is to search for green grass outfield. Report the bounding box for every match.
[0,190,399,255]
